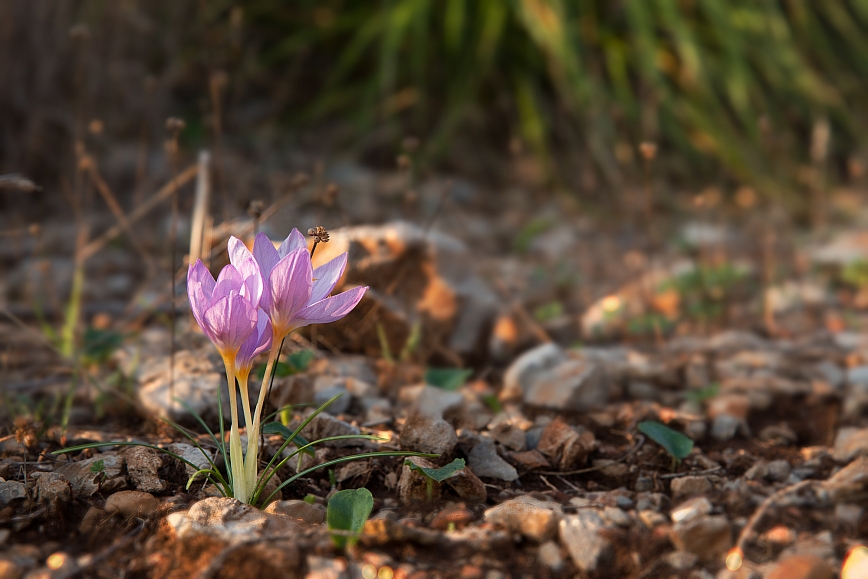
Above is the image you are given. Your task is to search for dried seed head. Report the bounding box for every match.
[165,117,186,133]
[308,226,329,244]
[396,154,411,170]
[639,142,658,161]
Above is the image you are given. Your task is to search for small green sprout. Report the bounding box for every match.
[404,458,465,500]
[327,488,374,549]
[638,421,694,471]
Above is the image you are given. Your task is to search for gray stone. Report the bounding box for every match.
[767,460,792,482]
[137,349,234,423]
[34,472,71,503]
[264,499,326,524]
[414,385,464,419]
[0,480,26,504]
[124,446,166,493]
[104,490,159,518]
[671,476,712,498]
[299,412,362,448]
[399,412,457,455]
[502,344,608,410]
[56,454,126,496]
[467,440,518,481]
[559,510,613,573]
[313,383,351,415]
[168,443,213,483]
[670,515,731,561]
[490,423,527,451]
[484,496,562,541]
[603,507,631,527]
[710,414,742,441]
[833,427,868,461]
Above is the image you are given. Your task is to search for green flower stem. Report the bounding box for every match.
[223,356,248,503]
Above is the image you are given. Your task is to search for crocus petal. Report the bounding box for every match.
[277,228,307,258]
[201,291,258,355]
[265,248,313,334]
[252,232,281,282]
[213,264,246,301]
[187,260,216,331]
[236,309,272,372]
[292,286,367,328]
[228,236,263,307]
[309,253,348,304]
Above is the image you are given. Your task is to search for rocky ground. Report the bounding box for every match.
[3,162,868,579]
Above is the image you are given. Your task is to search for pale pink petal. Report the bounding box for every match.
[252,232,281,282]
[292,286,367,328]
[309,253,347,304]
[213,264,245,300]
[266,248,313,333]
[187,260,216,330]
[277,228,307,258]
[227,236,262,307]
[236,309,272,372]
[202,291,258,354]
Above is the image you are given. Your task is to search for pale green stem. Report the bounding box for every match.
[223,356,248,503]
[248,332,285,502]
[237,370,258,500]
[251,332,284,438]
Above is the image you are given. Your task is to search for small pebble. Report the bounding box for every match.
[104,491,159,518]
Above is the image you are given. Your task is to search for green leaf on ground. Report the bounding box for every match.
[638,421,694,465]
[327,487,374,549]
[404,457,465,482]
[425,368,472,391]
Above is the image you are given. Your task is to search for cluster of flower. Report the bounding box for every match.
[187,229,366,503]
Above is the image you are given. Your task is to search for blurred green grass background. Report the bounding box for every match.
[3,0,868,208]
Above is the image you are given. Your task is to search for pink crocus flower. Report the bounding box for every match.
[186,260,258,360]
[235,309,273,379]
[238,230,368,341]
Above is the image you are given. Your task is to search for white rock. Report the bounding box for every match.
[671,497,713,524]
[484,496,562,541]
[538,540,565,571]
[502,344,608,410]
[166,496,302,545]
[559,510,613,573]
[137,349,235,423]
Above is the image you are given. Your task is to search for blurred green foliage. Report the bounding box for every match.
[213,0,868,194]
